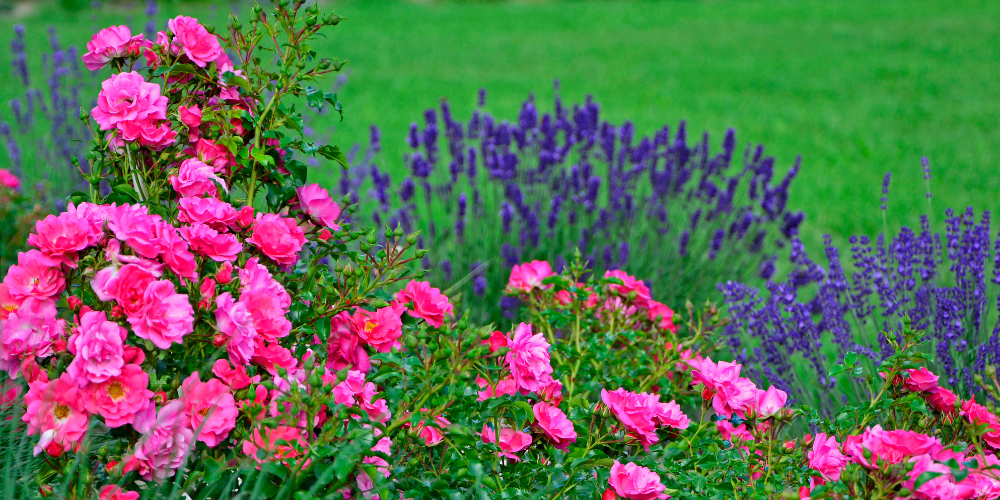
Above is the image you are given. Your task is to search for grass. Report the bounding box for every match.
[1,0,999,255]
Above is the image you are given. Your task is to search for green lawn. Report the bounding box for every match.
[1,0,998,254]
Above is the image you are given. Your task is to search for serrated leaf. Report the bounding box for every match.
[317,144,349,169]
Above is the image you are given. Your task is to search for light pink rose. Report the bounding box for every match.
[86,363,153,428]
[180,224,242,262]
[607,461,669,500]
[481,425,532,462]
[393,280,454,328]
[22,373,90,456]
[170,158,226,197]
[533,402,577,451]
[91,72,168,131]
[808,433,848,485]
[3,250,66,300]
[0,298,66,369]
[506,260,553,293]
[0,168,20,189]
[325,311,370,372]
[688,357,758,418]
[753,385,788,419]
[351,304,405,353]
[123,400,194,482]
[105,264,156,316]
[28,211,104,267]
[127,280,194,349]
[604,269,652,307]
[505,322,553,394]
[212,359,251,390]
[66,310,126,384]
[99,485,140,500]
[81,25,138,71]
[296,183,342,229]
[248,213,306,266]
[180,372,237,447]
[116,117,177,150]
[178,197,238,231]
[167,16,224,68]
[214,292,257,366]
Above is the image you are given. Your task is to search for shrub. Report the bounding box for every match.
[338,89,805,326]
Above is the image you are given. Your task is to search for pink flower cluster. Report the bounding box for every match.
[601,387,690,451]
[688,357,759,418]
[606,461,670,500]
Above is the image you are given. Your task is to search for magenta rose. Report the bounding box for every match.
[393,280,454,328]
[180,372,237,447]
[601,388,660,450]
[505,322,554,394]
[81,25,138,71]
[105,264,156,317]
[808,433,848,484]
[91,72,168,131]
[127,280,194,349]
[903,367,940,393]
[325,311,370,372]
[481,425,532,462]
[28,211,104,267]
[155,223,199,280]
[296,183,342,229]
[211,359,251,390]
[239,287,291,343]
[22,373,90,456]
[533,402,577,451]
[66,310,127,384]
[604,269,652,307]
[607,461,669,500]
[86,363,153,428]
[180,224,242,262]
[170,158,226,197]
[248,213,306,266]
[351,304,404,353]
[506,260,554,293]
[123,400,193,482]
[116,117,177,150]
[3,250,66,300]
[167,16,224,68]
[0,168,21,189]
[178,197,239,231]
[214,292,257,366]
[1,298,66,367]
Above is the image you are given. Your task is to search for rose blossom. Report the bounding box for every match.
[604,270,652,307]
[653,400,690,430]
[180,224,242,262]
[506,260,553,293]
[28,211,104,267]
[123,400,194,482]
[807,433,848,485]
[3,250,66,300]
[99,485,140,500]
[214,292,257,366]
[105,264,156,316]
[331,369,366,406]
[66,310,127,384]
[180,372,238,447]
[91,72,168,131]
[753,385,788,419]
[239,286,292,343]
[533,402,577,451]
[212,359,251,390]
[607,461,669,500]
[481,330,508,352]
[326,311,370,372]
[393,280,454,328]
[843,425,943,468]
[0,298,66,369]
[127,280,195,349]
[645,301,677,332]
[242,425,307,465]
[475,376,518,401]
[505,322,554,394]
[0,284,22,320]
[601,388,673,450]
[539,378,564,405]
[81,25,140,71]
[170,158,226,197]
[688,357,758,418]
[23,373,90,456]
[716,420,753,443]
[238,258,291,306]
[296,183,342,229]
[87,364,153,428]
[904,367,940,393]
[961,399,1000,449]
[178,105,202,128]
[351,304,405,353]
[178,197,238,230]
[155,224,199,281]
[116,117,177,150]
[108,204,162,258]
[167,16,224,68]
[0,168,20,189]
[903,453,978,500]
[250,339,297,376]
[481,425,532,461]
[925,387,958,414]
[248,213,306,266]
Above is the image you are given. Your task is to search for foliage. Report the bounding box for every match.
[0,170,50,271]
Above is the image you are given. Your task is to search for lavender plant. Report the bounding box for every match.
[720,160,1000,410]
[337,87,804,324]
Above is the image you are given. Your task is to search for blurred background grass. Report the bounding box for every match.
[1,0,998,255]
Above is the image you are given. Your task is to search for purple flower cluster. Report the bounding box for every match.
[339,85,803,323]
[721,166,1000,406]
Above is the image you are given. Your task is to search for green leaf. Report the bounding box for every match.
[915,471,944,488]
[317,144,349,169]
[285,159,308,185]
[844,351,858,367]
[112,184,141,202]
[168,63,200,76]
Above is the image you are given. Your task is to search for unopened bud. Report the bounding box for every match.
[415,249,427,258]
[986,365,997,377]
[79,107,90,121]
[406,233,419,245]
[67,296,82,311]
[110,305,124,319]
[213,335,227,347]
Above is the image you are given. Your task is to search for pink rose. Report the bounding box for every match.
[393,280,454,328]
[3,250,66,300]
[296,183,342,229]
[0,298,66,369]
[607,461,669,500]
[248,213,306,266]
[475,376,518,401]
[533,402,577,451]
[127,280,194,349]
[332,369,366,406]
[116,117,177,150]
[91,72,168,131]
[645,301,677,332]
[108,204,161,258]
[961,399,1000,449]
[505,322,553,394]
[239,287,291,343]
[481,330,508,353]
[808,433,848,485]
[28,211,103,267]
[123,400,193,482]
[653,400,690,430]
[604,270,652,307]
[214,292,257,366]
[188,138,235,172]
[0,284,23,320]
[351,304,405,353]
[506,260,553,293]
[405,411,450,446]
[22,373,90,456]
[716,420,753,443]
[180,224,242,262]
[167,16,224,68]
[180,372,238,447]
[178,105,202,128]
[481,425,532,462]
[155,224,199,281]
[99,485,140,500]
[105,264,156,316]
[236,206,255,228]
[688,357,758,418]
[212,359,251,390]
[752,385,788,419]
[238,258,291,307]
[178,197,238,231]
[250,339,297,376]
[0,168,20,189]
[925,387,958,414]
[242,425,306,465]
[216,261,234,284]
[82,25,138,71]
[903,453,978,500]
[600,388,662,450]
[359,382,391,423]
[538,378,564,406]
[66,311,126,384]
[325,311,370,372]
[843,425,943,468]
[86,363,153,428]
[170,158,226,197]
[904,367,940,393]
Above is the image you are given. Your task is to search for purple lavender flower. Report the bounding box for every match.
[880,172,891,212]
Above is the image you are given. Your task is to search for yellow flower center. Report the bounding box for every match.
[364,320,378,333]
[53,404,70,419]
[108,381,125,400]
